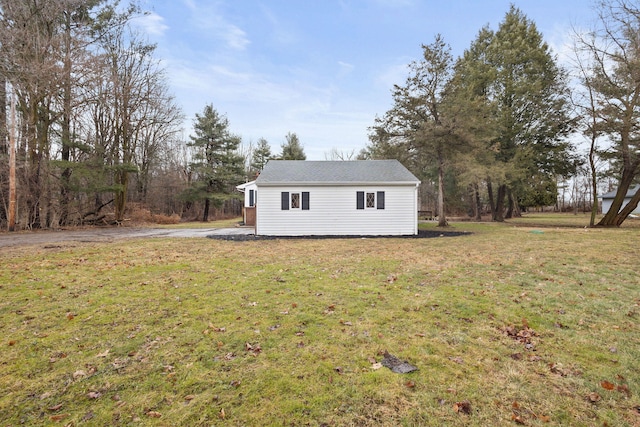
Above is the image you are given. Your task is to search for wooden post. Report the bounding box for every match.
[8,89,16,232]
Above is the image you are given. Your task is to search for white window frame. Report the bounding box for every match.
[366,192,376,209]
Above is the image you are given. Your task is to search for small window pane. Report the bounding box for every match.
[366,192,375,208]
[291,193,300,209]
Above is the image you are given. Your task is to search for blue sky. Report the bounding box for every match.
[134,0,595,160]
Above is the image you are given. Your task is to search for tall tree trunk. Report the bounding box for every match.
[114,169,128,222]
[0,77,6,155]
[7,89,16,231]
[474,182,482,220]
[437,150,448,227]
[26,100,42,229]
[0,78,8,228]
[505,188,514,219]
[202,198,210,222]
[493,184,507,222]
[589,139,598,227]
[60,15,72,225]
[505,188,521,218]
[487,179,496,220]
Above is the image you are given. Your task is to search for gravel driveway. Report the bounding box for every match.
[0,227,470,248]
[0,227,254,248]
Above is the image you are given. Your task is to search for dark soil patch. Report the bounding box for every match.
[207,229,471,241]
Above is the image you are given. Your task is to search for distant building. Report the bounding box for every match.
[600,185,640,215]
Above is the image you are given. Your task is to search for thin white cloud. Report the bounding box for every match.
[185,2,250,51]
[259,4,298,46]
[181,0,196,11]
[223,23,251,50]
[133,12,169,37]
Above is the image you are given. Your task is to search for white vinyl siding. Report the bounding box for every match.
[601,196,640,215]
[256,185,418,236]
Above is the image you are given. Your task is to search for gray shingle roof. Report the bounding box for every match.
[600,185,640,199]
[255,160,420,186]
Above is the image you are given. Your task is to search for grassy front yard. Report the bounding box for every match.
[1,219,639,426]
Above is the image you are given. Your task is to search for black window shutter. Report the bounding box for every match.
[249,189,255,207]
[356,191,364,210]
[281,192,289,210]
[377,191,385,209]
[302,192,310,210]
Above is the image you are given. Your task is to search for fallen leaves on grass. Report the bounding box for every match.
[453,400,471,415]
[587,392,601,403]
[511,401,547,425]
[599,380,632,397]
[511,413,526,425]
[323,304,336,315]
[617,384,631,397]
[207,323,226,333]
[501,319,539,351]
[147,411,162,418]
[49,352,67,363]
[601,380,615,390]
[548,362,580,377]
[511,353,542,362]
[245,342,261,356]
[47,403,63,411]
[49,413,69,421]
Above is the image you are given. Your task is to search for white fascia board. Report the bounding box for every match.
[256,181,419,187]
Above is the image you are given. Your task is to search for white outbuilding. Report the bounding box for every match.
[600,185,640,215]
[253,160,420,236]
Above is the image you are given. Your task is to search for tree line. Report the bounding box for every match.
[365,1,640,227]
[1,0,639,229]
[0,0,308,229]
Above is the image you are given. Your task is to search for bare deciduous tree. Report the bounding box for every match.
[576,0,640,226]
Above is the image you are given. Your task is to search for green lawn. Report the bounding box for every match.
[1,219,639,426]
